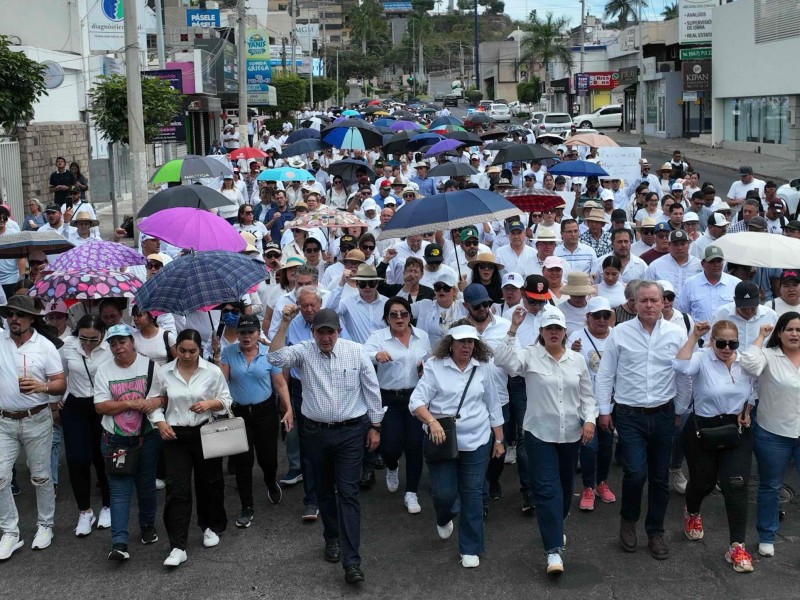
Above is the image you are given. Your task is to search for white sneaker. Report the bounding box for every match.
[460,554,479,568]
[404,492,421,514]
[97,506,111,530]
[155,479,166,490]
[0,533,23,560]
[436,520,453,540]
[202,528,220,548]
[758,543,775,557]
[31,526,53,550]
[163,547,187,567]
[504,445,517,464]
[386,468,399,493]
[74,510,96,537]
[670,468,688,495]
[546,552,564,574]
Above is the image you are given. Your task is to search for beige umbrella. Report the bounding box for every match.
[564,133,619,148]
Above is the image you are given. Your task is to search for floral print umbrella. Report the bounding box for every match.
[48,239,147,272]
[31,270,142,301]
[284,208,367,230]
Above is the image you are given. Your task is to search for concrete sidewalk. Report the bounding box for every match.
[607,131,799,183]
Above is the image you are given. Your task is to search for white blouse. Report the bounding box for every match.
[363,326,431,390]
[149,358,233,428]
[673,348,754,417]
[741,345,800,438]
[61,336,113,398]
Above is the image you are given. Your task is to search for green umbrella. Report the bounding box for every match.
[149,155,232,184]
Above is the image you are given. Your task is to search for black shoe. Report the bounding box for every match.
[359,470,375,489]
[373,456,386,470]
[489,481,502,500]
[108,543,130,561]
[324,541,341,563]
[236,507,254,528]
[344,565,365,584]
[521,497,534,514]
[53,484,58,499]
[483,503,489,520]
[267,483,283,505]
[302,505,320,521]
[11,480,20,496]
[140,525,158,545]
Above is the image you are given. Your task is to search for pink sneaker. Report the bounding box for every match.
[579,487,595,511]
[595,481,617,503]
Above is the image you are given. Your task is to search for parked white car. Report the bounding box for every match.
[777,179,800,216]
[508,101,529,116]
[572,104,623,129]
[488,103,511,123]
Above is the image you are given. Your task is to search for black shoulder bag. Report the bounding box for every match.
[692,397,745,451]
[423,366,477,463]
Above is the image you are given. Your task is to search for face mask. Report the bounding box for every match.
[222,312,240,327]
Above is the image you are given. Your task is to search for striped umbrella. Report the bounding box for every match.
[323,126,384,151]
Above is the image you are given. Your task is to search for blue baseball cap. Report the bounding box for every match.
[653,222,670,234]
[463,283,492,307]
[105,324,134,341]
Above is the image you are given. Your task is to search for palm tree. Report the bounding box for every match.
[519,12,574,91]
[348,0,387,54]
[603,0,648,29]
[662,2,678,20]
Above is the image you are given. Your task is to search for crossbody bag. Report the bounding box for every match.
[423,366,476,463]
[104,360,155,475]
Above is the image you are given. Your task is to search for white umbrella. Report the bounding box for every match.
[712,232,800,269]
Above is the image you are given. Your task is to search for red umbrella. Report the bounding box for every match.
[367,99,382,106]
[229,147,267,160]
[500,188,564,213]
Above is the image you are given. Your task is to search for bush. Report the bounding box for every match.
[258,118,284,135]
[516,79,541,105]
[272,74,307,117]
[516,111,531,119]
[466,89,483,104]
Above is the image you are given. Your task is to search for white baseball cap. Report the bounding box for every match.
[501,272,524,288]
[658,279,675,294]
[540,306,566,329]
[587,296,612,314]
[683,211,699,223]
[433,270,459,287]
[449,324,480,340]
[600,189,615,202]
[361,199,378,212]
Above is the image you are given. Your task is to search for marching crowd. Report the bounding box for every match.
[3,121,800,585]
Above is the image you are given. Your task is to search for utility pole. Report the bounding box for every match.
[291,0,297,74]
[154,0,172,161]
[473,0,480,92]
[308,23,314,107]
[123,0,146,231]
[237,0,248,148]
[336,48,339,106]
[637,0,647,144]
[579,0,586,114]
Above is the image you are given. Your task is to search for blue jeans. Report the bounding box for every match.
[50,423,61,486]
[753,422,800,544]
[525,432,580,553]
[485,403,510,498]
[507,376,533,499]
[614,402,674,536]
[670,413,688,470]
[426,439,490,556]
[303,417,369,568]
[380,397,424,494]
[101,430,162,546]
[580,424,614,488]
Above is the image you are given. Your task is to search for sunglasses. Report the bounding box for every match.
[360,245,375,251]
[641,229,655,235]
[79,336,101,344]
[242,211,253,215]
[714,339,740,350]
[0,215,8,222]
[146,262,162,270]
[471,301,493,310]
[463,240,479,247]
[531,213,543,218]
[477,263,495,270]
[357,281,378,289]
[265,252,281,259]
[5,310,29,318]
[389,310,410,319]
[543,209,555,214]
[433,283,453,292]
[304,247,320,253]
[591,311,612,320]
[663,293,676,302]
[221,308,241,315]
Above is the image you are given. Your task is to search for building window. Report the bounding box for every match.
[723,96,789,145]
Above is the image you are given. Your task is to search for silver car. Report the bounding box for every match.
[488,103,511,123]
[536,112,573,134]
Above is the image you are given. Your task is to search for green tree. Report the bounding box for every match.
[662,2,678,20]
[516,78,541,104]
[478,0,505,14]
[520,13,574,92]
[309,78,337,103]
[272,74,307,117]
[0,36,48,133]
[348,0,389,54]
[603,0,648,29]
[89,74,183,144]
[336,50,383,84]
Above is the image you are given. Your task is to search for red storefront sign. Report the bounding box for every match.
[588,71,620,90]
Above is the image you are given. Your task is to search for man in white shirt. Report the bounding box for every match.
[446,227,489,278]
[419,243,458,288]
[595,280,690,559]
[676,245,740,331]
[493,272,524,318]
[495,219,538,277]
[726,165,765,216]
[712,281,778,349]
[644,230,702,297]
[689,212,729,260]
[326,264,388,344]
[385,235,429,286]
[558,272,595,336]
[555,219,597,275]
[593,229,647,285]
[631,217,657,257]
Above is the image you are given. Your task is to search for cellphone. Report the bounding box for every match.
[65,199,73,210]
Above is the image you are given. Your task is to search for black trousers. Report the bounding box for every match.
[290,377,317,506]
[231,399,280,508]
[61,395,109,510]
[162,425,227,550]
[683,414,754,544]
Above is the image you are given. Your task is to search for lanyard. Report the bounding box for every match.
[583,328,602,357]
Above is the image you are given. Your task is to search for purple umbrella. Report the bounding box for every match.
[138,207,246,252]
[389,120,424,132]
[424,138,464,157]
[49,239,147,272]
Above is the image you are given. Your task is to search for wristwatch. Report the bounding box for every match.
[370,424,382,433]
[494,439,504,445]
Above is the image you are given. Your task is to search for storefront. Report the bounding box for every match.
[616,66,638,132]
[549,77,570,113]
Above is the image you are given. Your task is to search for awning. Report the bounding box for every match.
[248,85,277,107]
[614,83,636,92]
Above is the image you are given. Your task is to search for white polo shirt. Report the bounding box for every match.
[0,330,63,411]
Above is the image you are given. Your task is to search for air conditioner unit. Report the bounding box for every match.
[657,61,675,73]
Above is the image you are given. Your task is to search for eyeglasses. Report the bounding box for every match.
[663,293,676,302]
[714,339,740,350]
[265,252,281,259]
[389,310,410,319]
[471,301,493,310]
[531,213,543,218]
[357,280,378,288]
[221,308,241,315]
[591,311,612,320]
[304,247,320,253]
[146,262,162,270]
[79,336,101,344]
[360,245,375,251]
[463,240,479,247]
[433,283,453,292]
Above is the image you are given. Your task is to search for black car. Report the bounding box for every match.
[434,92,445,102]
[443,95,458,107]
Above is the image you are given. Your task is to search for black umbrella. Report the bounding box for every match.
[328,158,376,182]
[491,143,557,165]
[482,140,515,151]
[427,162,479,177]
[285,128,320,144]
[444,130,483,145]
[136,185,236,218]
[281,138,332,158]
[393,109,415,120]
[480,127,509,141]
[466,112,492,126]
[382,130,418,155]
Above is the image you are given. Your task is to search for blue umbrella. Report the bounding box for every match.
[373,118,397,127]
[256,167,316,182]
[548,160,609,177]
[424,138,464,157]
[323,126,384,151]
[285,128,320,144]
[135,251,268,316]
[281,138,332,158]
[377,189,520,241]
[429,115,464,128]
[390,120,425,132]
[407,132,446,152]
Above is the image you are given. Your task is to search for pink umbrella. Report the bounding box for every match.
[138,207,246,252]
[31,270,142,301]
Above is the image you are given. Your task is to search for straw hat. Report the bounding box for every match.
[342,249,366,264]
[634,216,658,230]
[467,252,505,271]
[276,252,305,272]
[73,211,99,227]
[350,263,384,281]
[584,208,607,223]
[560,272,596,296]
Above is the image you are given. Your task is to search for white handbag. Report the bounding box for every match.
[200,408,249,459]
